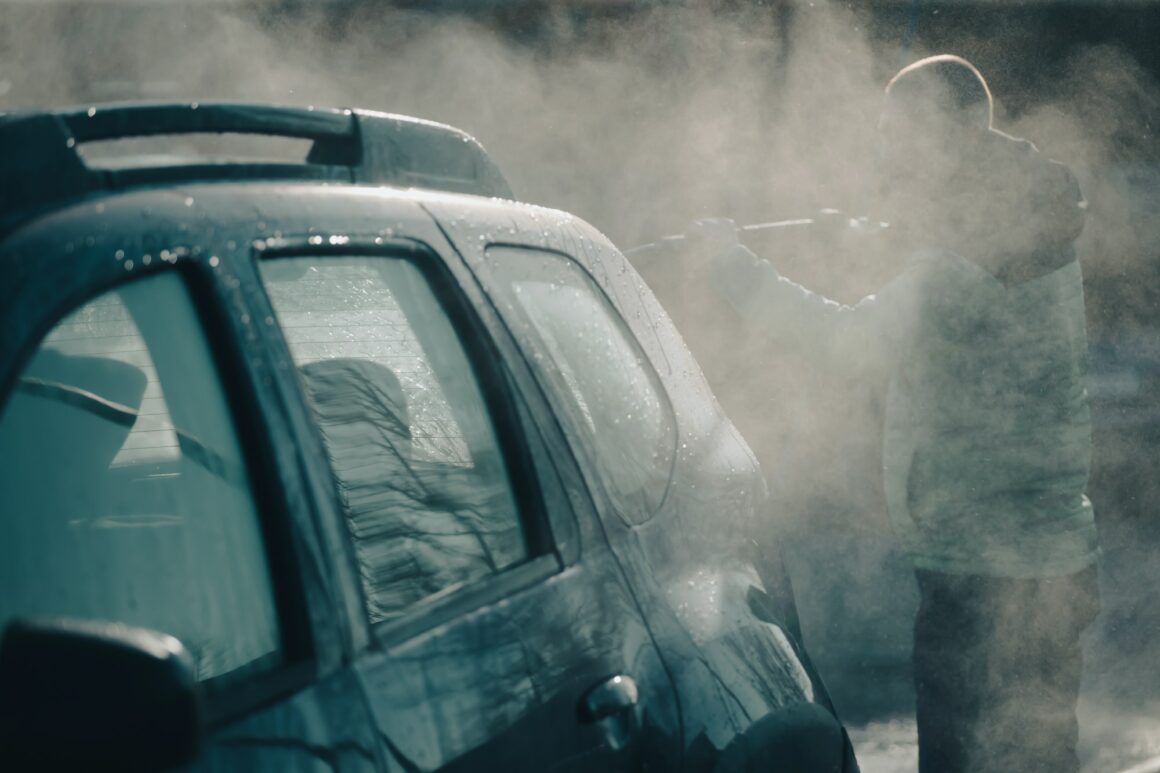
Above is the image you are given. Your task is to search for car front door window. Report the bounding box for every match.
[0,272,281,686]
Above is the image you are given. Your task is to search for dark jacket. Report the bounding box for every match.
[710,134,1097,578]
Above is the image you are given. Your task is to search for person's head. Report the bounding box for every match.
[874,55,995,241]
[878,55,994,182]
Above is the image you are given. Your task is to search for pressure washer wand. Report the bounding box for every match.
[621,206,890,259]
[623,216,818,259]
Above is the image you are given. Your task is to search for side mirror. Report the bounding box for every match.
[0,617,204,771]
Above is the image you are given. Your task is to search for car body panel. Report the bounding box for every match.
[424,196,843,762]
[0,177,851,770]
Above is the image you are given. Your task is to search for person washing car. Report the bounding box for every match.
[693,54,1100,773]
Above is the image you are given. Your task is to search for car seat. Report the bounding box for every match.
[0,349,147,626]
[1,349,147,514]
[302,355,517,622]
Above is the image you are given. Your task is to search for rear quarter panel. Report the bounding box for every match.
[422,195,842,765]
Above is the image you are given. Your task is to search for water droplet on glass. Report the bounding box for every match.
[142,254,152,265]
[86,106,96,118]
[124,260,134,271]
[209,256,220,267]
[184,197,194,207]
[114,249,125,260]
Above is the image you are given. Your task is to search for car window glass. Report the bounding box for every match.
[485,247,676,524]
[0,272,281,686]
[259,256,527,624]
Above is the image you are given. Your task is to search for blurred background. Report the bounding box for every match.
[3,1,1159,769]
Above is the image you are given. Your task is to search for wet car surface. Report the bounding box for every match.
[630,204,1160,773]
[0,102,857,771]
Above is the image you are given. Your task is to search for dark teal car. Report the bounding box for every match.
[0,102,856,772]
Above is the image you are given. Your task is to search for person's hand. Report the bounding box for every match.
[685,217,740,256]
[685,218,766,307]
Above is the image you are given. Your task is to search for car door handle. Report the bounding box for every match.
[578,675,639,751]
[579,674,639,723]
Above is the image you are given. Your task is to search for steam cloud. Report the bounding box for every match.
[3,2,1158,770]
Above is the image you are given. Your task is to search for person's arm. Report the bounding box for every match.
[708,238,914,378]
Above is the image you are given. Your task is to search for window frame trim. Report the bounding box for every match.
[173,260,320,723]
[253,236,560,647]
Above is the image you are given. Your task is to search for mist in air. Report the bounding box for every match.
[3,2,1159,771]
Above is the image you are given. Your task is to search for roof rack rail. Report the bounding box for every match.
[0,101,514,231]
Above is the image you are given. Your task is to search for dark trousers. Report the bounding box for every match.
[913,565,1100,773]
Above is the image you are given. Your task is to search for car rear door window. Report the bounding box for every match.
[258,256,528,625]
[485,246,677,524]
[0,272,281,686]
